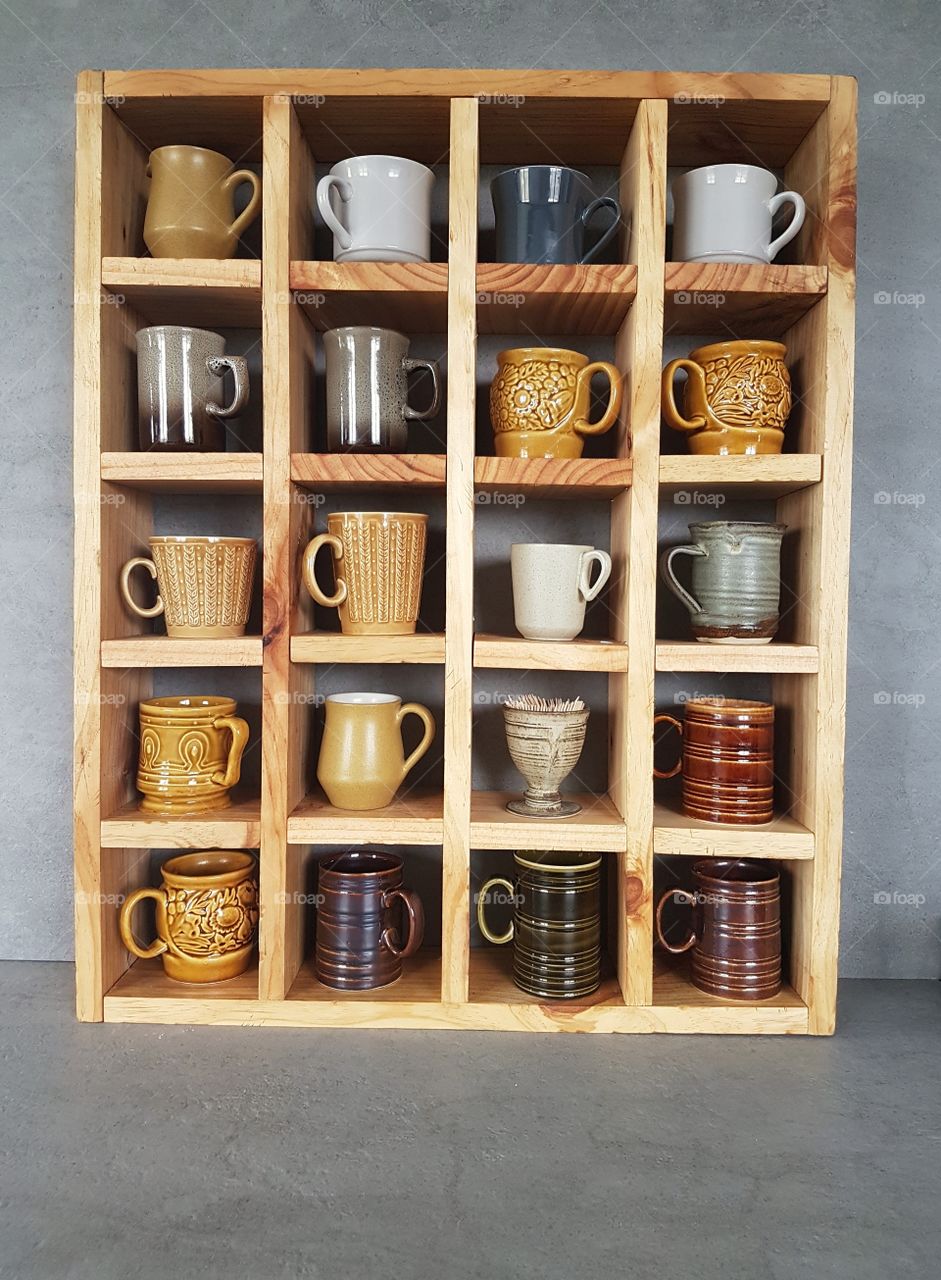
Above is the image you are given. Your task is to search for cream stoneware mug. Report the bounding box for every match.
[511,543,612,641]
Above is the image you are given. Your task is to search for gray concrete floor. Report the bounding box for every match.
[1,964,939,1279]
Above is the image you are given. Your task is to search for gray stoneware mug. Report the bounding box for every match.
[136,325,249,451]
[324,326,441,452]
[660,521,786,644]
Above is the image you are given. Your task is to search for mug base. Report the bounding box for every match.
[334,248,429,263]
[696,635,774,645]
[162,944,254,984]
[679,251,768,264]
[338,621,418,635]
[493,433,585,460]
[506,798,582,819]
[138,790,232,814]
[165,623,249,639]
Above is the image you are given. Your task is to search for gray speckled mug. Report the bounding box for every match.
[136,325,249,451]
[660,521,786,643]
[324,326,441,452]
[511,543,612,641]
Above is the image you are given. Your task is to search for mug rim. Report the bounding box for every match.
[687,521,787,535]
[674,162,776,183]
[329,153,433,176]
[323,324,408,342]
[496,346,585,363]
[319,849,404,877]
[514,850,602,873]
[491,163,593,186]
[687,339,786,362]
[148,143,234,165]
[325,692,399,705]
[135,324,224,341]
[326,510,428,523]
[692,857,780,886]
[682,696,773,712]
[161,849,256,884]
[140,694,237,712]
[148,535,256,546]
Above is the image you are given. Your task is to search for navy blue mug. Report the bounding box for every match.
[491,165,622,265]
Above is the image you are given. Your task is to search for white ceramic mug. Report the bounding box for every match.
[672,164,806,264]
[511,543,612,641]
[316,155,434,263]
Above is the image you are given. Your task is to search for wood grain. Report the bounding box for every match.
[656,643,819,674]
[291,453,446,490]
[101,257,261,325]
[659,454,821,499]
[474,456,631,497]
[653,800,814,859]
[291,632,446,664]
[288,790,444,845]
[470,790,626,852]
[474,635,629,673]
[663,264,827,337]
[101,452,263,492]
[476,264,636,336]
[290,261,448,331]
[101,795,262,848]
[101,636,264,667]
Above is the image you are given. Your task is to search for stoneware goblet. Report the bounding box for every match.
[502,695,589,819]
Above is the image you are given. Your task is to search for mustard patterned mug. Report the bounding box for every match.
[490,346,622,459]
[136,695,249,814]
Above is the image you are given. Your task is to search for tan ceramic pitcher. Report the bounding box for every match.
[316,693,435,810]
[143,145,261,259]
[136,695,249,814]
[121,536,256,638]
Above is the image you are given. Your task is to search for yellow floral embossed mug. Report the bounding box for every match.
[136,695,249,814]
[490,346,623,459]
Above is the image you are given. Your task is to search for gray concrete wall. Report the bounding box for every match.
[1,0,938,975]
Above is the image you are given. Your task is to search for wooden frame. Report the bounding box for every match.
[73,68,856,1033]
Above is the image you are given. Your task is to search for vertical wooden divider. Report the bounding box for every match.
[441,97,478,1004]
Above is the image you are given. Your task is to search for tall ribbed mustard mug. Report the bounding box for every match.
[136,695,249,814]
[120,536,256,638]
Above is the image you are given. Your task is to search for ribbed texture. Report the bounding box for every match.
[150,539,255,631]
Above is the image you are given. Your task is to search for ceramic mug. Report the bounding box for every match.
[302,511,428,635]
[477,851,602,999]
[143,145,261,259]
[324,326,441,452]
[656,858,782,1000]
[660,522,786,644]
[120,536,256,638]
[490,165,621,264]
[672,163,805,264]
[490,347,622,459]
[316,850,424,990]
[662,340,791,456]
[511,543,612,641]
[118,850,258,983]
[137,325,249,451]
[316,154,434,262]
[136,695,250,814]
[654,697,774,825]
[316,692,435,811]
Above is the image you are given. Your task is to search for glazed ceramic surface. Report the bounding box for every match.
[316,850,424,990]
[478,851,602,999]
[672,163,805,264]
[302,511,428,635]
[503,702,589,818]
[654,697,775,825]
[490,165,621,264]
[143,145,261,259]
[661,339,791,456]
[660,522,785,643]
[511,542,612,641]
[324,326,440,452]
[316,693,435,811]
[490,347,622,459]
[656,858,782,1001]
[136,695,249,814]
[121,536,256,638]
[136,325,249,451]
[316,154,434,262]
[118,850,258,983]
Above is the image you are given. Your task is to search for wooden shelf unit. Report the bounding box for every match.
[74,68,855,1034]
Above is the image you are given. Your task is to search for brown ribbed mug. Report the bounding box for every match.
[315,850,424,991]
[654,697,774,824]
[656,858,782,1000]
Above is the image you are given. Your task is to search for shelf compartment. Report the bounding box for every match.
[290,261,448,331]
[105,957,260,1002]
[468,947,623,1008]
[101,636,264,667]
[655,642,818,674]
[659,455,821,499]
[653,958,807,1024]
[287,949,442,1004]
[100,796,262,848]
[291,453,446,491]
[653,800,814,859]
[663,263,827,336]
[474,634,628,673]
[476,263,636,336]
[101,452,263,493]
[288,790,443,845]
[291,632,445,664]
[470,790,626,852]
[101,257,262,326]
[475,456,631,499]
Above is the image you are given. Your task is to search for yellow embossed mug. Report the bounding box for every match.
[490,346,622,459]
[661,340,791,456]
[136,695,249,814]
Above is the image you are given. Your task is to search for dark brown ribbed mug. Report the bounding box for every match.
[654,697,774,824]
[315,850,424,991]
[656,858,782,1000]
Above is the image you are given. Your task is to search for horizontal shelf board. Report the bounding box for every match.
[470,790,626,851]
[101,636,264,667]
[474,634,628,672]
[653,800,814,859]
[100,796,262,848]
[659,454,821,499]
[287,950,442,1003]
[655,642,818,674]
[290,261,448,331]
[653,959,807,1016]
[663,263,827,336]
[101,452,263,493]
[106,957,259,1001]
[288,790,443,845]
[291,632,445,664]
[476,263,636,335]
[468,947,623,1008]
[666,96,828,169]
[291,453,446,490]
[475,456,631,498]
[101,257,262,325]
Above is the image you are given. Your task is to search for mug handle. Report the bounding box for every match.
[381,888,425,959]
[316,175,353,250]
[210,715,250,789]
[578,549,612,602]
[398,702,435,782]
[302,534,347,607]
[223,169,262,242]
[661,359,707,433]
[477,877,515,945]
[206,355,249,418]
[579,196,621,264]
[655,887,697,955]
[120,557,164,619]
[573,361,623,436]
[118,886,169,960]
[402,358,441,421]
[653,713,683,780]
[659,544,707,616]
[767,191,806,261]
